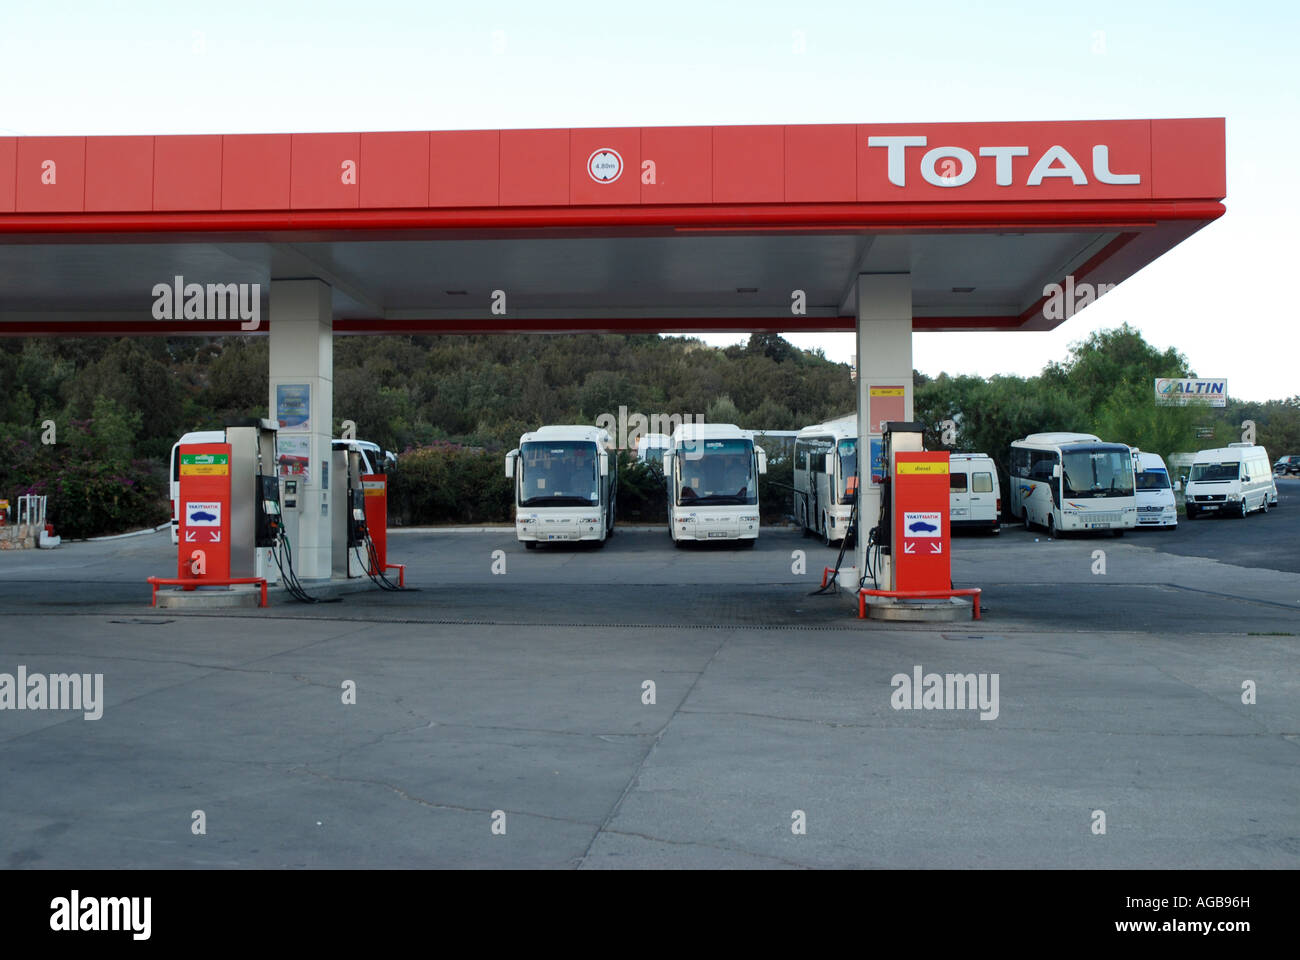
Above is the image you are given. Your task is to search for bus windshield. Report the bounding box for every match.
[1136,468,1171,491]
[1189,461,1240,482]
[1061,447,1134,499]
[519,441,599,506]
[838,439,858,503]
[677,438,756,505]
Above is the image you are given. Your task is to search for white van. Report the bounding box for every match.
[949,453,1001,534]
[1131,450,1177,529]
[1184,443,1278,519]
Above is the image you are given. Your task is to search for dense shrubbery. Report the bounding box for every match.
[615,455,666,523]
[0,399,168,538]
[386,443,513,525]
[2,326,1296,536]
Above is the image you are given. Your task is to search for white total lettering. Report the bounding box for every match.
[977,146,1030,186]
[920,146,976,187]
[867,135,927,186]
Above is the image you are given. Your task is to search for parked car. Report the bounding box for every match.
[1273,455,1300,476]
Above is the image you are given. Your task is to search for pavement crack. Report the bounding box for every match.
[292,765,602,829]
[575,629,738,868]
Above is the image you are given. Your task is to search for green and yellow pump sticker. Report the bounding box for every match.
[180,453,229,476]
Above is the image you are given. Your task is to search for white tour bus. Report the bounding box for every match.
[505,425,618,548]
[1131,449,1178,529]
[1008,432,1137,536]
[663,423,766,546]
[793,415,858,545]
[1184,443,1278,519]
[949,453,1001,534]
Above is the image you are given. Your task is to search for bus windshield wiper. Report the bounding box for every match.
[686,494,748,505]
[520,495,596,507]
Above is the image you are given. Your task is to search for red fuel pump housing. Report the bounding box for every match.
[177,443,232,582]
[892,451,951,592]
[361,474,388,572]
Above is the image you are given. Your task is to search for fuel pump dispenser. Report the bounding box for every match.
[222,419,282,586]
[857,421,980,620]
[866,422,926,592]
[331,446,369,579]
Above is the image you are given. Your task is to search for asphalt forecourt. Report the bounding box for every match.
[1,518,1298,630]
[0,523,1295,869]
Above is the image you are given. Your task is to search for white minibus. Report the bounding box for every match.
[1131,449,1177,528]
[1008,432,1137,536]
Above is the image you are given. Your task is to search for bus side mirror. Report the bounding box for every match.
[662,452,672,475]
[823,453,834,473]
[1173,480,1181,492]
[599,452,609,477]
[1051,464,1061,478]
[757,448,768,475]
[505,450,517,479]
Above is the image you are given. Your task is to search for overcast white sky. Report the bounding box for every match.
[1,1,1294,400]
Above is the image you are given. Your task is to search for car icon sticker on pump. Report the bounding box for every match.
[186,502,222,526]
[903,512,941,537]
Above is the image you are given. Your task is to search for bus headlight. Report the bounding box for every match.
[740,515,759,522]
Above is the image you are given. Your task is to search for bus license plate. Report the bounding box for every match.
[1088,523,1107,528]
[707,532,729,538]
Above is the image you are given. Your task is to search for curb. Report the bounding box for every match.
[75,523,171,543]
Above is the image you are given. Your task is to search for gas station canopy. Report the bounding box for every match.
[0,119,1224,336]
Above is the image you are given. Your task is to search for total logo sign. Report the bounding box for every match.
[867,136,1141,188]
[587,148,623,184]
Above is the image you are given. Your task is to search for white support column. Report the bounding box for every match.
[855,272,914,589]
[269,279,334,580]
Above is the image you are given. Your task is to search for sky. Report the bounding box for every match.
[1,0,1295,400]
